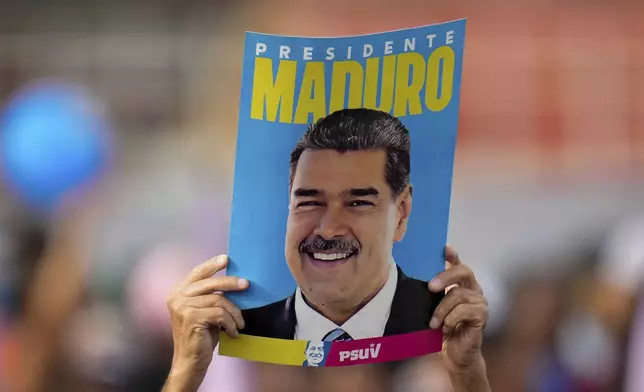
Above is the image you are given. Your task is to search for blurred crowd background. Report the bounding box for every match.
[0,1,643,391]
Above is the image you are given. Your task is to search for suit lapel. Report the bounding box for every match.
[383,265,438,336]
[272,293,297,339]
[384,265,411,335]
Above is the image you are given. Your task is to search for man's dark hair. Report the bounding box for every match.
[289,108,411,197]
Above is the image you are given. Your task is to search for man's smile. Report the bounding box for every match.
[304,251,356,268]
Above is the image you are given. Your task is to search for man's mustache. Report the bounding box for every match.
[299,236,361,254]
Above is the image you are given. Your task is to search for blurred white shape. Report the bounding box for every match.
[555,311,617,384]
[64,302,140,385]
[598,213,644,293]
[475,271,509,336]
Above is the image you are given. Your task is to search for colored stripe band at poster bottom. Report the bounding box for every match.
[219,329,443,367]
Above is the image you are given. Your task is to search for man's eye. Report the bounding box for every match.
[348,200,373,207]
[297,201,321,207]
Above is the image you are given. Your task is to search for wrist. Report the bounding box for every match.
[163,361,207,392]
[446,354,491,392]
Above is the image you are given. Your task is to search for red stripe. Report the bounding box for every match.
[325,329,442,366]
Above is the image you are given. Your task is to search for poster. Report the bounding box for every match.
[220,19,466,367]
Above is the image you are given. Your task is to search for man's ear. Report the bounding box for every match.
[393,185,412,242]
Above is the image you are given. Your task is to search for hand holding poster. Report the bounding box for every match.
[220,19,466,367]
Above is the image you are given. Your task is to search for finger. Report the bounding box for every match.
[181,255,229,286]
[197,307,240,338]
[182,276,249,297]
[186,294,245,330]
[443,246,458,293]
[429,287,485,329]
[442,303,488,337]
[444,245,461,266]
[444,246,464,293]
[429,264,482,294]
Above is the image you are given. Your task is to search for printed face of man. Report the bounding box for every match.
[305,341,325,366]
[285,149,411,318]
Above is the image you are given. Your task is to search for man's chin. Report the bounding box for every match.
[300,285,359,312]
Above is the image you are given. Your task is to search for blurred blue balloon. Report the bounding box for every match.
[0,80,111,212]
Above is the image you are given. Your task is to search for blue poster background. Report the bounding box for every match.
[226,20,466,310]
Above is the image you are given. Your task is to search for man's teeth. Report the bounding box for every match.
[312,253,351,261]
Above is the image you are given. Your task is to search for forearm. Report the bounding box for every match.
[19,251,84,392]
[447,355,492,392]
[16,328,57,392]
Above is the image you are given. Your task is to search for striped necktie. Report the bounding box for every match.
[323,328,353,342]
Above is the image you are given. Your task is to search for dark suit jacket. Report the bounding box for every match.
[240,265,443,339]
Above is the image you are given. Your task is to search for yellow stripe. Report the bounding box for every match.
[219,334,308,366]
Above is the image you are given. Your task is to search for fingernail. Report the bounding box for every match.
[430,317,440,329]
[429,278,442,291]
[238,278,249,288]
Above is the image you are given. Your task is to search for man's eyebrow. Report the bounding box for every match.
[345,187,380,197]
[293,188,322,197]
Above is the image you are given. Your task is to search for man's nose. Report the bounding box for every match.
[313,205,349,240]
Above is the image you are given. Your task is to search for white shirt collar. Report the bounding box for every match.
[294,262,398,341]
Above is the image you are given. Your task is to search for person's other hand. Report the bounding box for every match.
[428,246,488,373]
[166,255,249,376]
